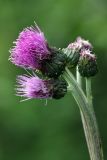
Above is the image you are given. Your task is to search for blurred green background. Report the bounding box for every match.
[0,0,107,159]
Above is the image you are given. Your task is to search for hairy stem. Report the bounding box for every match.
[76,67,94,159]
[63,67,104,160]
[85,78,104,160]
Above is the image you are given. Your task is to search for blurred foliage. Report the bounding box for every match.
[0,0,107,159]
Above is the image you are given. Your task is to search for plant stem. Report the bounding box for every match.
[86,78,93,107]
[76,67,94,159]
[76,66,82,87]
[63,67,104,160]
[85,78,104,160]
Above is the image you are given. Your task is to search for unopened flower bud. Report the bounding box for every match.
[62,47,80,68]
[42,48,67,78]
[78,50,98,77]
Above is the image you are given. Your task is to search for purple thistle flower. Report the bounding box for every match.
[16,74,67,100]
[16,75,53,99]
[9,25,51,69]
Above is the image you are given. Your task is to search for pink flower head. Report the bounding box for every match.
[76,37,92,50]
[68,40,82,51]
[68,37,92,52]
[9,25,51,69]
[16,75,53,99]
[80,49,95,60]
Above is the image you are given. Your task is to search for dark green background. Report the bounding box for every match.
[0,0,107,159]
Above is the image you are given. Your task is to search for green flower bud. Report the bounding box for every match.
[78,50,98,77]
[42,48,67,78]
[52,78,67,99]
[62,47,80,68]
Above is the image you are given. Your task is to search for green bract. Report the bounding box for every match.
[52,78,67,99]
[42,48,67,78]
[62,48,80,68]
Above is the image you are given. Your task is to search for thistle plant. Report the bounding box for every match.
[9,24,104,160]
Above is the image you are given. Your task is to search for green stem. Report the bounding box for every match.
[86,78,93,107]
[76,66,82,87]
[76,67,94,159]
[63,67,104,160]
[85,78,104,160]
